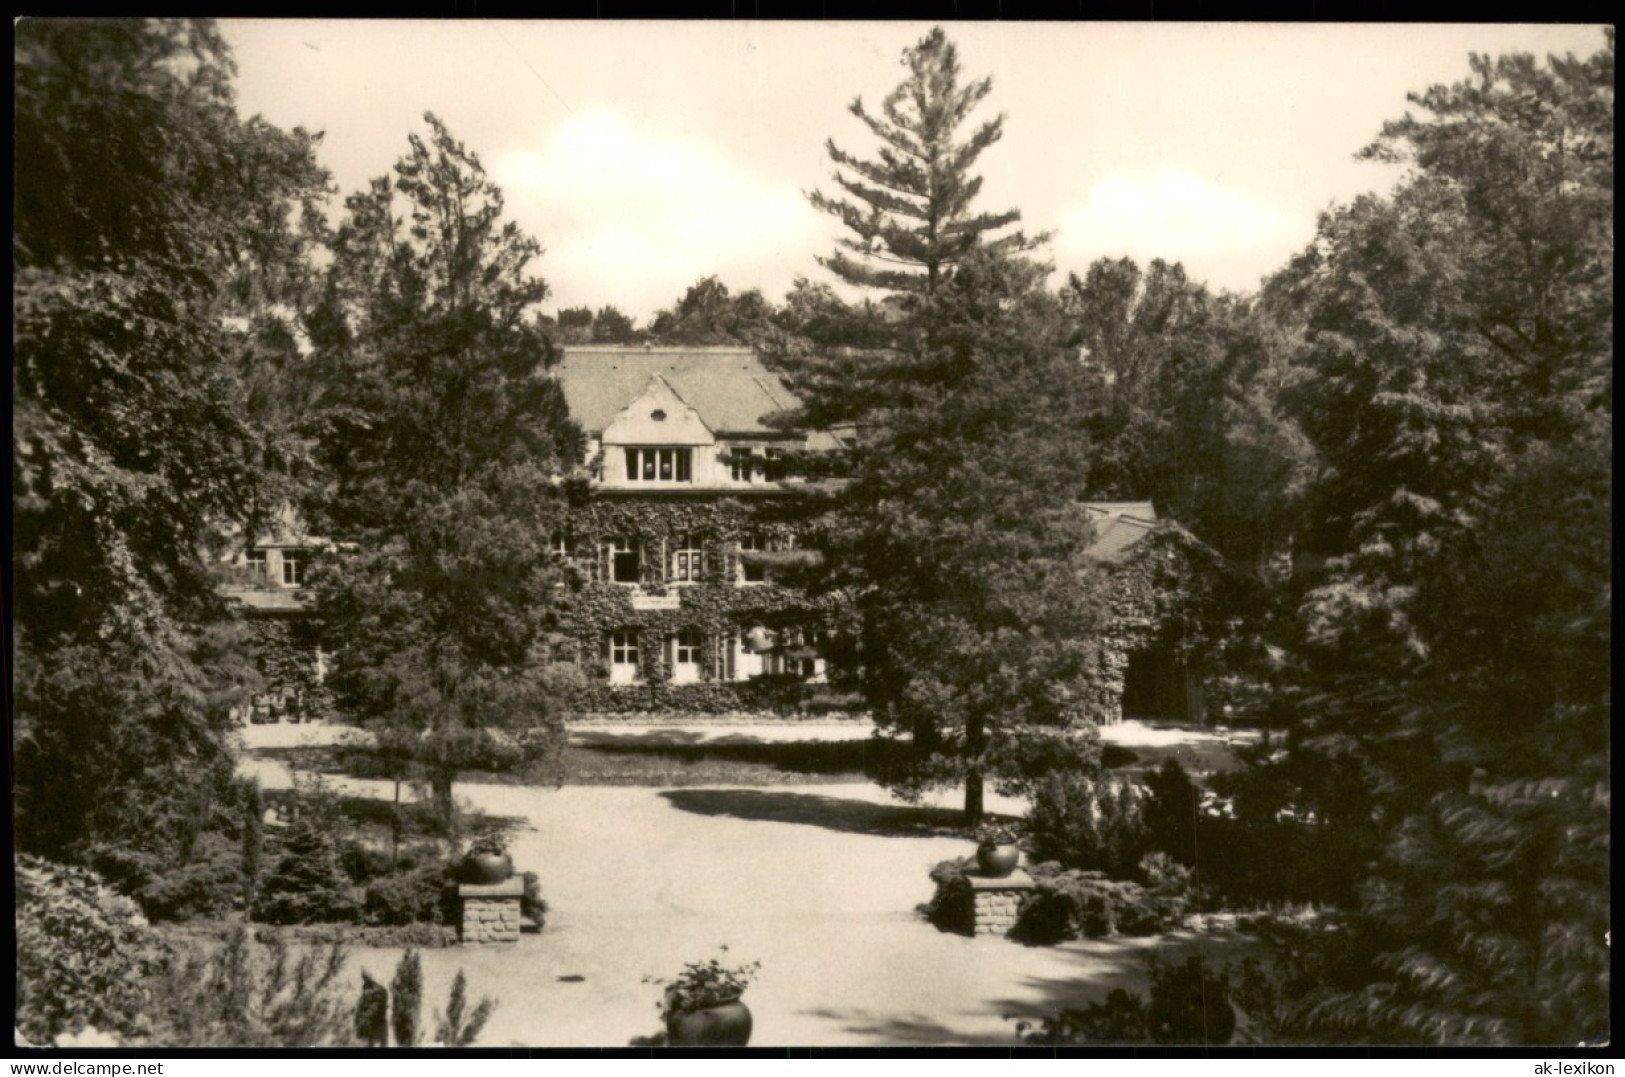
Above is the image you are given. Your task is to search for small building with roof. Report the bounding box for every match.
[215,505,336,724]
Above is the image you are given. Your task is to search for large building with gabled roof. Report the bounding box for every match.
[549,344,843,713]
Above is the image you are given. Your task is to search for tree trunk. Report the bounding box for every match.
[964,768,985,826]
[391,777,402,871]
[431,771,458,839]
[964,712,986,825]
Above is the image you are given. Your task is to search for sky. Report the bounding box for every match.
[221,20,1608,323]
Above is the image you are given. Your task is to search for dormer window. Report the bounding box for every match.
[731,447,761,483]
[623,448,692,483]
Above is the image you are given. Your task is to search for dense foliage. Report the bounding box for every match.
[12,17,329,907]
[1017,954,1237,1045]
[304,114,580,832]
[1251,35,1614,1045]
[15,856,168,1044]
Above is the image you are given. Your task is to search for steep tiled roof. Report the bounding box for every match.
[554,346,801,436]
[1080,501,1159,562]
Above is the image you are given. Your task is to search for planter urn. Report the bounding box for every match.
[667,1000,753,1047]
[461,851,514,885]
[975,842,1021,878]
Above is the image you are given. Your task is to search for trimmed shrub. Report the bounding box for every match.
[1138,850,1199,922]
[1026,771,1150,876]
[521,870,548,930]
[364,865,451,926]
[255,817,361,925]
[920,856,978,935]
[1012,863,1179,944]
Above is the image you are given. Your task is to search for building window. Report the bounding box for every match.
[551,531,573,559]
[670,535,704,583]
[608,629,639,684]
[670,628,702,685]
[731,447,760,483]
[606,538,640,584]
[622,447,692,483]
[673,628,702,665]
[246,549,268,579]
[737,533,766,583]
[282,551,305,586]
[713,634,737,681]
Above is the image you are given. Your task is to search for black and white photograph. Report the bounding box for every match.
[11,18,1612,1052]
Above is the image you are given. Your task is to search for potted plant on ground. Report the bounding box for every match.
[975,823,1022,878]
[651,949,760,1046]
[459,833,513,885]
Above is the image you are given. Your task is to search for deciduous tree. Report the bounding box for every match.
[12,18,329,892]
[1261,34,1612,1044]
[305,114,580,833]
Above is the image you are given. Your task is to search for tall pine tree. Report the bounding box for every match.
[808,27,1045,302]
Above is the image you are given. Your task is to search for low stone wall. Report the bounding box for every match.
[459,879,524,944]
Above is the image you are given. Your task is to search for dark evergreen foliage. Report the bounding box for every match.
[390,950,424,1047]
[254,816,361,925]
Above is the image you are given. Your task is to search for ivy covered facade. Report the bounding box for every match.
[551,345,846,715]
[217,508,334,723]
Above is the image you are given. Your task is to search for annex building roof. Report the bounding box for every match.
[554,345,800,437]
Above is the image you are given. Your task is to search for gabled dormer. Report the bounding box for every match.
[600,375,717,488]
[554,344,823,491]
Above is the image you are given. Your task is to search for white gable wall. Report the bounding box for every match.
[600,375,723,488]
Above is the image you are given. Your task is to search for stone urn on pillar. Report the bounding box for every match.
[974,823,1021,878]
[459,834,514,884]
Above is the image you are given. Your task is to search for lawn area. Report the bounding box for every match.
[241,716,1250,788]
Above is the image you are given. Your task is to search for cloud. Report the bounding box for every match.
[1054,171,1312,293]
[491,111,823,319]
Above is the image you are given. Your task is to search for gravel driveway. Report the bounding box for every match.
[241,747,1246,1047]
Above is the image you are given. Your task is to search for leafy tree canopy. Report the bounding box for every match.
[304,114,580,831]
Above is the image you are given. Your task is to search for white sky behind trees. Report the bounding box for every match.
[221,20,1608,322]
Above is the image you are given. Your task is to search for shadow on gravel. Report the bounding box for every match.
[992,931,1266,1043]
[660,788,965,838]
[795,1007,1017,1047]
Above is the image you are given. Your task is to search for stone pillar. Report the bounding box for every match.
[458,878,524,944]
[966,870,1036,937]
